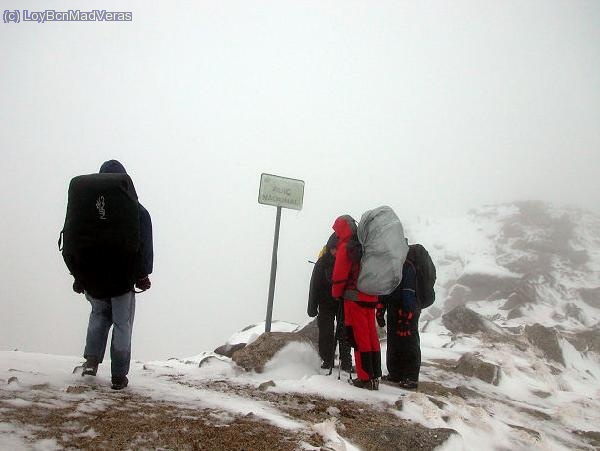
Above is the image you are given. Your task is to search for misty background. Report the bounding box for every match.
[1,0,598,361]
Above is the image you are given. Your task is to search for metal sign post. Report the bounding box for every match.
[258,173,304,333]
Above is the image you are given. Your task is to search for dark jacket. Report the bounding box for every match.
[308,251,337,317]
[99,160,153,278]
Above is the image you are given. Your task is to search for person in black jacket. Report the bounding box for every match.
[308,234,352,371]
[73,160,153,390]
[377,256,420,390]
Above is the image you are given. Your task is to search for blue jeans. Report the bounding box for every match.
[84,291,136,378]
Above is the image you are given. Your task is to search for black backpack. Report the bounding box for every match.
[407,244,436,309]
[59,173,140,298]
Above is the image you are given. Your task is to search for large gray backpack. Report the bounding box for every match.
[356,206,408,295]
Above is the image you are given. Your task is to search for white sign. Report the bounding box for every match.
[258,173,304,211]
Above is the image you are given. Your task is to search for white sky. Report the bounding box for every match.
[1,0,599,360]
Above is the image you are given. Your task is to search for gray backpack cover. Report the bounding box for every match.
[357,206,408,295]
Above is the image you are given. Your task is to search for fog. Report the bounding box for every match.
[1,0,599,360]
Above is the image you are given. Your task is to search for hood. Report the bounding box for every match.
[332,215,357,242]
[325,233,338,251]
[99,160,127,174]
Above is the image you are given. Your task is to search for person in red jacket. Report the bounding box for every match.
[331,215,381,390]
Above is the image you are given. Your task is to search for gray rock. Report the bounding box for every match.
[524,324,565,366]
[579,287,600,308]
[507,424,541,441]
[258,380,276,391]
[563,303,585,324]
[7,376,19,385]
[350,424,457,451]
[565,328,600,354]
[296,318,319,349]
[199,356,222,368]
[506,307,524,320]
[442,306,505,340]
[444,284,471,310]
[501,281,537,310]
[454,353,501,385]
[214,342,246,358]
[232,332,313,372]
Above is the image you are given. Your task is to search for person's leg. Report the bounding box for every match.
[349,304,375,381]
[385,304,402,381]
[317,306,336,367]
[109,291,136,378]
[365,308,381,379]
[337,307,353,371]
[84,294,112,363]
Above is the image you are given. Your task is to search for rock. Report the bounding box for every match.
[454,353,501,385]
[454,273,520,302]
[326,406,341,417]
[524,324,565,366]
[394,399,403,411]
[214,342,246,358]
[199,356,221,368]
[7,376,19,385]
[442,306,505,340]
[455,385,481,399]
[258,380,276,391]
[506,307,524,320]
[232,332,314,372]
[444,284,471,310]
[563,303,585,324]
[507,424,541,441]
[565,328,600,354]
[350,424,457,451]
[573,430,600,448]
[579,287,600,308]
[296,319,319,349]
[501,281,537,310]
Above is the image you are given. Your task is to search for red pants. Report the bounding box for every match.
[344,301,382,381]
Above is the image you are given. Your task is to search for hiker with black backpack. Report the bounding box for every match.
[307,233,352,373]
[60,160,153,390]
[377,242,436,390]
[331,215,382,390]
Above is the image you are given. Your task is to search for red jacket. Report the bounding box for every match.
[331,216,378,304]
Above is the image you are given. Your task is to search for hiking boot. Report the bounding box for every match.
[350,378,373,390]
[111,376,128,390]
[398,380,418,391]
[321,361,333,370]
[81,357,99,376]
[372,378,380,391]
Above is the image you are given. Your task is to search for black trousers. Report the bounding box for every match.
[317,304,352,368]
[386,305,421,382]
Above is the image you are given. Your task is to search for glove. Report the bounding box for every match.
[135,276,151,291]
[396,309,414,337]
[73,280,84,294]
[376,308,386,328]
[307,307,318,318]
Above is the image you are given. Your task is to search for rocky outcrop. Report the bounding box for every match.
[524,324,565,366]
[442,306,505,340]
[453,273,520,303]
[231,332,314,372]
[454,353,501,385]
[501,280,537,310]
[214,343,246,358]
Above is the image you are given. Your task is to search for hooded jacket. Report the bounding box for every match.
[99,160,153,278]
[331,216,377,304]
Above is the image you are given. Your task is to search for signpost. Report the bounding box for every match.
[258,173,305,332]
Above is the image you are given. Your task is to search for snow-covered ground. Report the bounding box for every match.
[3,202,600,450]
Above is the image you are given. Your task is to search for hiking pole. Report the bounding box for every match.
[331,299,344,379]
